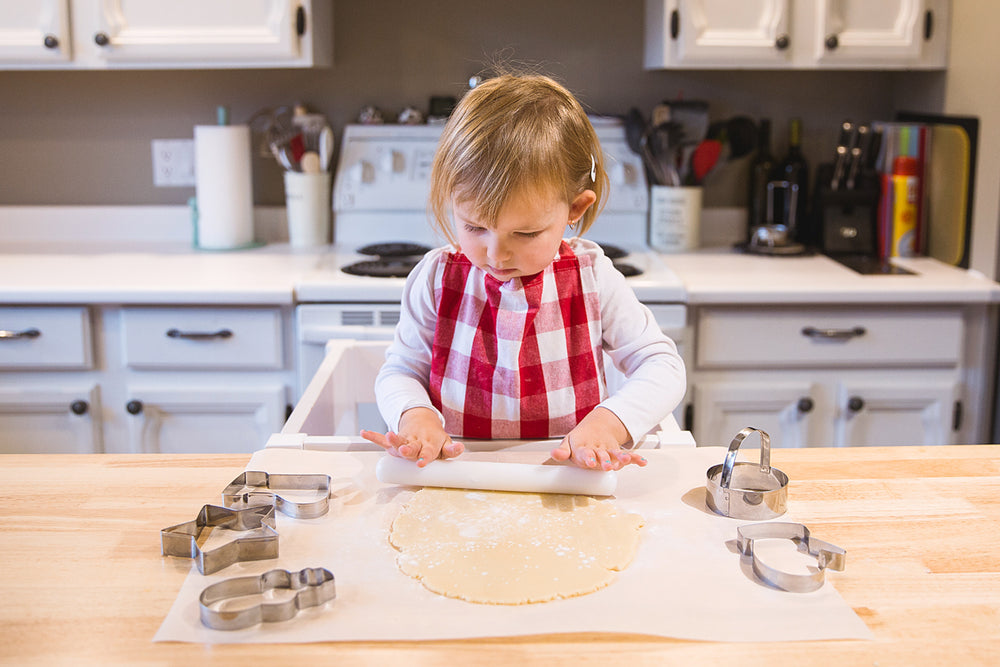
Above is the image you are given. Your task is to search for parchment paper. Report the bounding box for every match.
[154,447,873,643]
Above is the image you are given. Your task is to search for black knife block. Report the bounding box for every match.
[809,163,881,256]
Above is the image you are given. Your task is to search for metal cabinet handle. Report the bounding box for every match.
[0,328,41,340]
[825,33,839,50]
[126,400,143,415]
[775,34,790,50]
[94,32,110,47]
[70,400,89,415]
[797,397,814,413]
[166,328,233,340]
[801,326,866,340]
[44,34,59,49]
[847,396,865,413]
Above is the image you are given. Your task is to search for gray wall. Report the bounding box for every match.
[0,0,943,208]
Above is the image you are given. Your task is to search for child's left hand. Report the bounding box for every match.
[550,407,647,471]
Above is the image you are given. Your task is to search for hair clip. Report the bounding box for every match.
[590,154,597,182]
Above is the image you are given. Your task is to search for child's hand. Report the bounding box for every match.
[550,407,647,471]
[360,407,463,467]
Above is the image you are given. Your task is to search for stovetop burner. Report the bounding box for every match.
[342,258,421,278]
[613,262,641,277]
[357,242,433,258]
[598,243,628,260]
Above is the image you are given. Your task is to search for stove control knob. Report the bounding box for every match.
[349,161,375,184]
[379,150,404,174]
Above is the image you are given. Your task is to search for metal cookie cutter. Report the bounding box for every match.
[222,471,332,519]
[737,522,846,593]
[161,504,278,575]
[199,567,336,631]
[706,426,789,519]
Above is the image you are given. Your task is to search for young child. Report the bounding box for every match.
[361,73,685,471]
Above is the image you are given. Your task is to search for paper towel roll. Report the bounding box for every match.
[194,125,254,249]
[375,456,618,496]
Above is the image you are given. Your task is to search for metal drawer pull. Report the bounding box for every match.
[801,326,866,340]
[166,328,233,340]
[0,328,41,340]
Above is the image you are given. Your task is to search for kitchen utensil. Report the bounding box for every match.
[199,567,336,631]
[724,116,758,159]
[691,139,722,183]
[644,121,683,186]
[318,125,335,172]
[221,470,332,519]
[161,504,279,575]
[925,124,971,266]
[666,100,710,183]
[705,427,788,519]
[844,123,871,190]
[737,523,846,593]
[375,456,618,496]
[830,120,855,190]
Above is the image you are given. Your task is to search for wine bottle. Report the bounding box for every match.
[747,118,776,239]
[778,117,809,241]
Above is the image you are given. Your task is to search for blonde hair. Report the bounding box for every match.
[429,73,608,245]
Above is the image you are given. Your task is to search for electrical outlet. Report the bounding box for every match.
[151,139,196,187]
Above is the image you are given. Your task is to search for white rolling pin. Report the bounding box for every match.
[375,456,617,496]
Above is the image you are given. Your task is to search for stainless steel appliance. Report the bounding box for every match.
[293,121,688,431]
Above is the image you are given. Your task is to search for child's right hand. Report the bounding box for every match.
[360,407,463,467]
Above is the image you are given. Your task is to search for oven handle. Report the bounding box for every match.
[299,325,397,344]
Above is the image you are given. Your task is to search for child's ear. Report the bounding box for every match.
[568,189,597,224]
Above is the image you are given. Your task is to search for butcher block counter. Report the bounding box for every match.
[1,445,998,665]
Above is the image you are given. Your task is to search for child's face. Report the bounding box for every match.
[453,187,596,282]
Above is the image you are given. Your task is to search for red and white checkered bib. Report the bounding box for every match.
[429,241,605,439]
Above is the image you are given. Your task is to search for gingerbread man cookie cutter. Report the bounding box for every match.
[221,470,332,519]
[199,567,336,631]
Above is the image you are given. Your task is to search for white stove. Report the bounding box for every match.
[293,122,688,406]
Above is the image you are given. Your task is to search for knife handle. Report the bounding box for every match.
[829,120,855,190]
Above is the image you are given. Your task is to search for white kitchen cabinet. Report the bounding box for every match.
[688,305,964,447]
[122,383,286,454]
[0,304,296,454]
[0,0,72,66]
[644,0,949,70]
[0,0,331,70]
[0,382,102,454]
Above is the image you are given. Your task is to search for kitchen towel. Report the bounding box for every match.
[154,448,873,644]
[194,125,255,250]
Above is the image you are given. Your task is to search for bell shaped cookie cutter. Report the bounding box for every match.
[737,522,846,593]
[199,567,337,631]
[221,470,331,519]
[160,504,278,575]
[706,426,789,519]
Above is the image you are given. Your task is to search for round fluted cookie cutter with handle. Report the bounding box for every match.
[706,426,788,519]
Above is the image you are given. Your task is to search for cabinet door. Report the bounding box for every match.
[814,0,930,66]
[693,379,820,448]
[0,0,72,65]
[91,0,301,65]
[832,379,957,446]
[0,382,101,454]
[125,384,286,454]
[646,0,792,68]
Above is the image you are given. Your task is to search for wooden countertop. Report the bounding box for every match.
[1,446,998,665]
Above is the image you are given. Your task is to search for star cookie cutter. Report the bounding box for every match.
[221,470,331,519]
[199,567,337,631]
[736,522,846,593]
[161,504,278,575]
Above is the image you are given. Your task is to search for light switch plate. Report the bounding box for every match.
[152,139,195,187]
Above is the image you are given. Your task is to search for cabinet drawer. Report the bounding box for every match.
[122,307,283,370]
[0,306,93,369]
[697,307,963,368]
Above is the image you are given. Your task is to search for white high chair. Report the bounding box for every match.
[271,339,694,450]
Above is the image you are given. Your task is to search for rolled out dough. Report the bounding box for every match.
[388,488,644,605]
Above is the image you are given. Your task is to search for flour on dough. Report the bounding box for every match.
[388,488,644,605]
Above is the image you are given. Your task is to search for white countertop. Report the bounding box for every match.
[662,249,1000,305]
[0,243,998,306]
